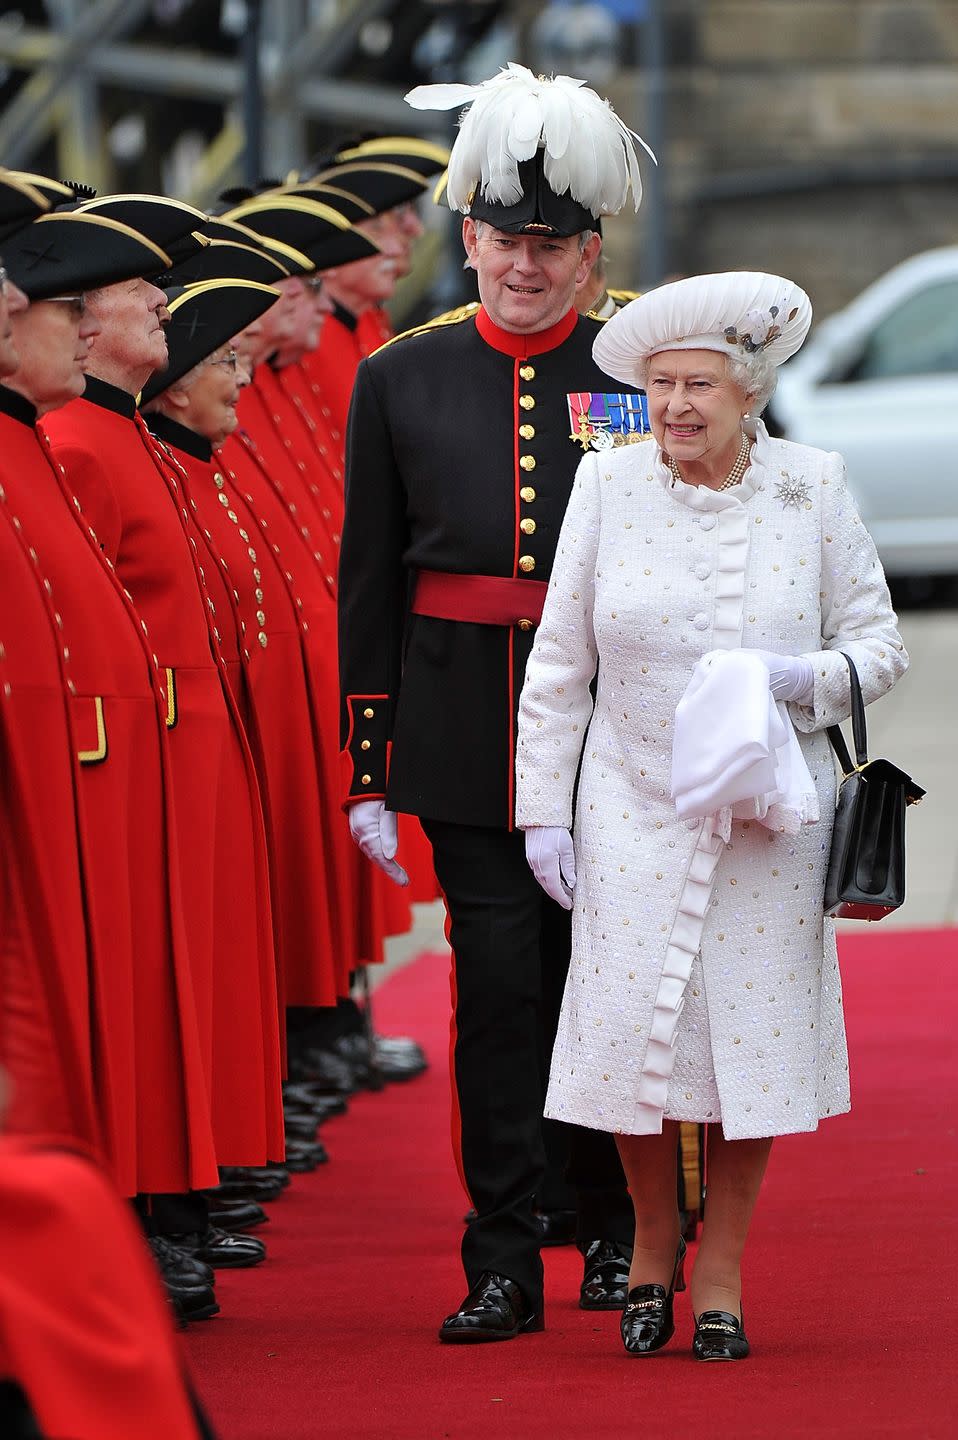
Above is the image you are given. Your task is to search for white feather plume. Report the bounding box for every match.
[405,64,655,218]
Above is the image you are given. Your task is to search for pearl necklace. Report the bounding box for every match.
[668,430,751,492]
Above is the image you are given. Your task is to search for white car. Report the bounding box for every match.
[771,246,958,579]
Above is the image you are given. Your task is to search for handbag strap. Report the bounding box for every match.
[826,651,868,773]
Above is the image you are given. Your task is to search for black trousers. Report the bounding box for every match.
[422,819,631,1310]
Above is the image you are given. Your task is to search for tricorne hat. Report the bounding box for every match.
[405,62,653,236]
[139,278,279,406]
[593,271,813,387]
[0,168,50,244]
[3,211,171,299]
[75,193,209,266]
[222,195,380,271]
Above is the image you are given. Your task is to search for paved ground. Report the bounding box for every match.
[376,603,955,991]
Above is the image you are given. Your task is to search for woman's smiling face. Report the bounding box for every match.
[646,348,751,471]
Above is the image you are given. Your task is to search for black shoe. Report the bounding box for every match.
[147,1234,214,1287]
[242,1164,291,1188]
[212,1172,285,1204]
[289,1046,356,1094]
[284,1112,320,1142]
[170,1284,220,1323]
[537,1208,577,1247]
[374,1033,427,1067]
[282,1081,348,1116]
[439,1272,544,1344]
[620,1238,687,1356]
[579,1239,632,1310]
[172,1225,266,1270]
[283,1138,328,1172]
[692,1309,750,1361]
[206,1196,270,1232]
[371,1041,428,1082]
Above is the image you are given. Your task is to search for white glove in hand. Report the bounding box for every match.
[746,649,815,705]
[525,826,576,910]
[348,800,409,887]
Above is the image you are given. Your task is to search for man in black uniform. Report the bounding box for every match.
[338,65,653,1342]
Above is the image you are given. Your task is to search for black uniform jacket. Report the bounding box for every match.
[338,302,643,829]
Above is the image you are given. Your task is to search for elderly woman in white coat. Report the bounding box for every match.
[515,271,908,1360]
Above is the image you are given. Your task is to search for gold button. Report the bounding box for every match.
[518,618,532,631]
[520,518,536,535]
[363,706,375,718]
[218,493,229,507]
[254,587,264,602]
[519,394,535,411]
[214,472,225,490]
[253,567,262,582]
[519,555,536,573]
[361,774,372,785]
[519,364,535,381]
[520,486,536,502]
[361,739,371,751]
[519,424,535,440]
[256,609,266,625]
[258,632,268,648]
[519,455,536,472]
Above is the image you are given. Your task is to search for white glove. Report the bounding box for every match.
[348,800,409,887]
[524,826,577,910]
[745,649,815,705]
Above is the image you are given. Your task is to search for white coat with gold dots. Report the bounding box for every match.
[515,419,908,1139]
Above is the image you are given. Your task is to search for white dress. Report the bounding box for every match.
[515,420,908,1140]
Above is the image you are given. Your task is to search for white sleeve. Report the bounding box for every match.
[792,449,909,733]
[515,451,602,829]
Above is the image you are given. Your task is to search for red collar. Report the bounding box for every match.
[475,305,578,359]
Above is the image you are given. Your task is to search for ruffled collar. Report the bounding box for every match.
[654,416,770,511]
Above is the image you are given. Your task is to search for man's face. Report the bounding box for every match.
[0,263,30,378]
[275,279,327,366]
[85,277,170,381]
[339,212,403,304]
[462,219,601,335]
[9,295,102,413]
[242,276,302,367]
[389,201,424,279]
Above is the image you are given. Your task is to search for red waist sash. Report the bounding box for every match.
[411,570,548,628]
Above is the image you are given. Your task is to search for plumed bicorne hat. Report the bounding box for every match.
[593,271,813,388]
[0,168,50,245]
[222,195,380,270]
[405,62,654,237]
[139,278,279,406]
[75,193,210,267]
[3,211,172,300]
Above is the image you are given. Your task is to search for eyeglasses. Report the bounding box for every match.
[207,348,239,371]
[47,294,87,317]
[305,275,325,295]
[0,265,8,295]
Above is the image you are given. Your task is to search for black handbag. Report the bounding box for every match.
[823,652,924,921]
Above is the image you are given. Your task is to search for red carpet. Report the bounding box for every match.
[186,929,958,1439]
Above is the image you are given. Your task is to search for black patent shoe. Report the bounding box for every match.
[692,1309,750,1361]
[439,1272,544,1344]
[579,1239,632,1310]
[620,1238,687,1356]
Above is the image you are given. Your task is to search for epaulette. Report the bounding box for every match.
[371,301,481,356]
[607,287,641,307]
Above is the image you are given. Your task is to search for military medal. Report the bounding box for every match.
[567,392,650,451]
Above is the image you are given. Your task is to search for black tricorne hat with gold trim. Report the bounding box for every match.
[198,216,315,276]
[222,195,380,271]
[2,211,171,299]
[75,193,209,266]
[405,62,652,238]
[139,278,280,406]
[0,168,50,245]
[334,135,450,180]
[157,237,290,288]
[292,161,428,219]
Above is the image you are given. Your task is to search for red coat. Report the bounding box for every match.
[0,390,216,1196]
[0,1140,205,1440]
[302,303,366,439]
[44,379,284,1167]
[0,401,99,1155]
[149,414,340,1009]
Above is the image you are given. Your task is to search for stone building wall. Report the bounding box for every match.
[596,0,958,317]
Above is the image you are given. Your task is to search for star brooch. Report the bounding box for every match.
[774,471,812,509]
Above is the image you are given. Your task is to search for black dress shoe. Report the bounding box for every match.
[579,1239,632,1310]
[240,1164,291,1188]
[171,1225,266,1269]
[147,1234,214,1287]
[283,1138,328,1171]
[537,1208,577,1247]
[170,1284,220,1323]
[282,1081,348,1116]
[284,1112,320,1141]
[206,1196,269,1232]
[439,1272,544,1344]
[373,1033,427,1067]
[692,1310,750,1361]
[620,1238,687,1356]
[211,1174,285,1204]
